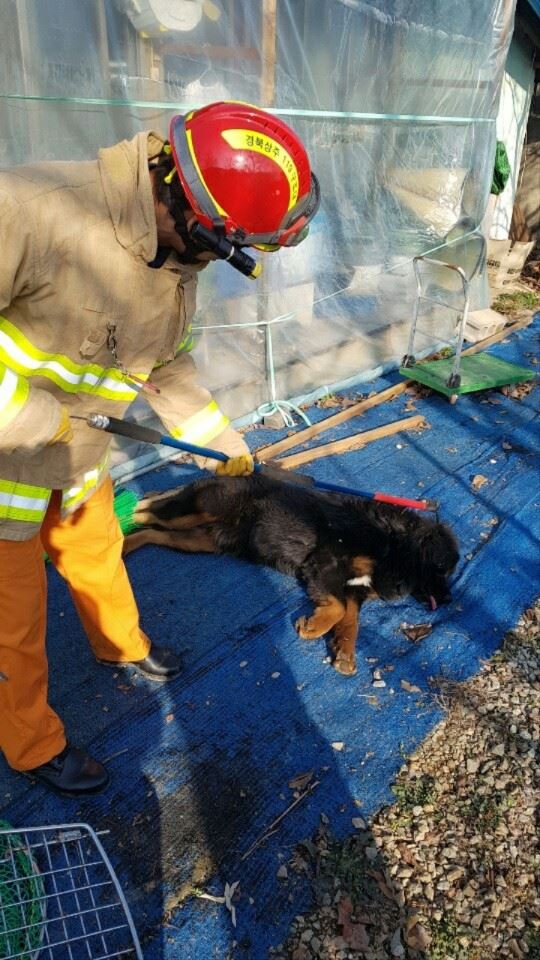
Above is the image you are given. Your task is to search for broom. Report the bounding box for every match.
[83,413,439,518]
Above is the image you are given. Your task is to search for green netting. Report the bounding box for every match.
[0,822,45,960]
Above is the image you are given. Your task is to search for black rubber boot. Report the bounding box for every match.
[97,644,183,682]
[25,745,109,796]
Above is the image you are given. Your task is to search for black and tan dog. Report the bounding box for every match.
[123,475,459,676]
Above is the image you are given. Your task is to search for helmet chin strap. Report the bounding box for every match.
[161,176,260,278]
[162,180,212,264]
[173,209,212,264]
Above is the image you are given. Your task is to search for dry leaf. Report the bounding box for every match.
[337,897,370,950]
[368,869,397,903]
[224,881,239,910]
[288,771,314,791]
[343,921,369,950]
[400,622,432,643]
[331,741,345,751]
[165,713,174,723]
[224,880,239,927]
[405,920,432,950]
[316,394,342,408]
[337,895,353,925]
[401,679,422,694]
[500,381,534,400]
[398,844,416,865]
[472,474,488,490]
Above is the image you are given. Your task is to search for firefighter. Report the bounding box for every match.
[0,101,319,796]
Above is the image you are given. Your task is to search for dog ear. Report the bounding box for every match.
[421,524,459,572]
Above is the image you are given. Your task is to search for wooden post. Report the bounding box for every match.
[261,0,277,106]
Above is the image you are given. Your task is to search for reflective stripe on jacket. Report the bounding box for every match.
[0,131,248,540]
[0,362,29,429]
[0,454,110,526]
[0,315,139,402]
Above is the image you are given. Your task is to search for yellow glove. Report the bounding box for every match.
[48,405,73,445]
[215,453,254,477]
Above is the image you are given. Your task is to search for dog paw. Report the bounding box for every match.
[295,616,325,640]
[332,653,357,676]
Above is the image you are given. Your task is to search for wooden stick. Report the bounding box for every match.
[253,316,531,463]
[240,780,320,861]
[276,415,427,470]
[254,382,410,462]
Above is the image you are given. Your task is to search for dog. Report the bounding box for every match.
[123,474,459,676]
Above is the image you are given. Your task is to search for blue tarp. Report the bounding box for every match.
[1,316,538,959]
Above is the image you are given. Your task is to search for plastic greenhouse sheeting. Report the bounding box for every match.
[0,0,516,473]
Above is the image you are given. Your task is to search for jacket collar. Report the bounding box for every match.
[98,131,164,263]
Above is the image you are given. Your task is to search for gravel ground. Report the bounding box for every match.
[271,600,540,960]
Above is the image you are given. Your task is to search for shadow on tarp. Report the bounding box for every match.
[0,315,538,959]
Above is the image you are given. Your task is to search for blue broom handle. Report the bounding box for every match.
[162,436,434,508]
[86,415,436,510]
[159,435,230,462]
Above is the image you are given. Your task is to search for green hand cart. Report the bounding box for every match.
[399,252,533,403]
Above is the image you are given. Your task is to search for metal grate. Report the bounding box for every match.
[0,823,143,959]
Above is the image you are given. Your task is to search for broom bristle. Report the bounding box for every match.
[113,487,141,535]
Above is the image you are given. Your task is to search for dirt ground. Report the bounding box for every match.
[271,599,540,960]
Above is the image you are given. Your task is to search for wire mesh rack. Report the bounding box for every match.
[0,823,143,959]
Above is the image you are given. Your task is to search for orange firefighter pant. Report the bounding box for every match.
[0,477,150,771]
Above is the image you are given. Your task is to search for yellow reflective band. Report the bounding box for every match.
[186,129,228,218]
[0,316,138,402]
[220,129,299,209]
[0,363,29,429]
[0,478,51,523]
[253,243,281,252]
[61,452,110,513]
[170,400,229,446]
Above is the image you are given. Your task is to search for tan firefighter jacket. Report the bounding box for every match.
[0,131,248,540]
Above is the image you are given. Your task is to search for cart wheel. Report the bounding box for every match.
[449,394,459,405]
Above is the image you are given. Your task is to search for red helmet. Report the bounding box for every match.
[169,101,319,249]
